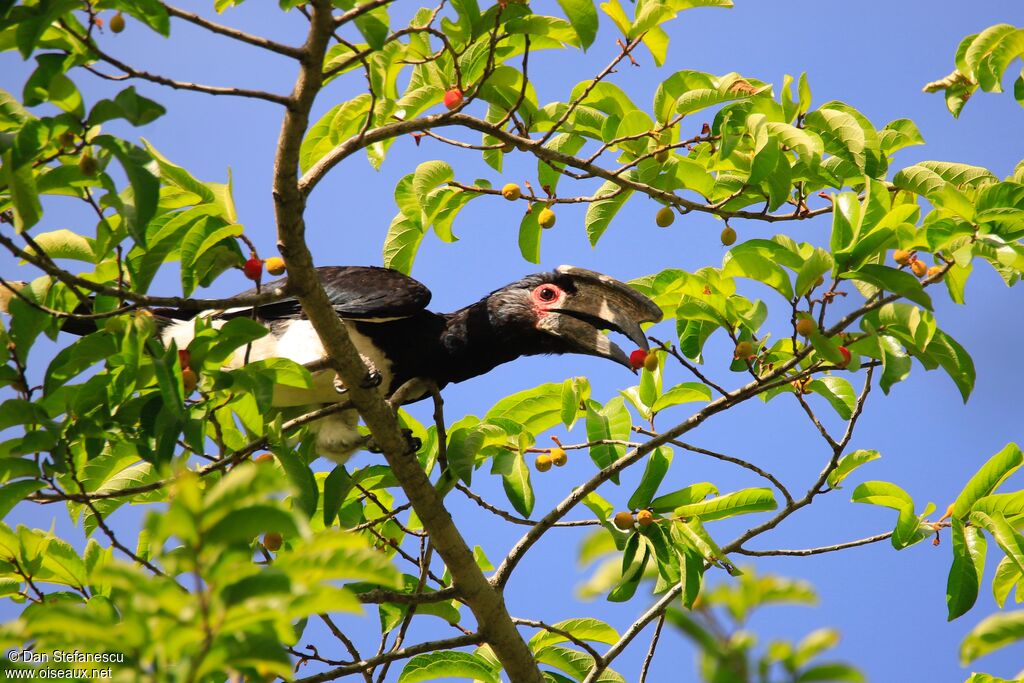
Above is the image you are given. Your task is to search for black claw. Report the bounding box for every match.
[361,368,383,389]
[364,429,420,455]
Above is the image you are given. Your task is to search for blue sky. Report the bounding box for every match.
[2,1,1024,680]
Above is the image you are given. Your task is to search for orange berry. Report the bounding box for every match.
[263,532,283,551]
[910,259,928,278]
[734,341,754,360]
[535,454,552,472]
[893,249,913,265]
[643,351,659,372]
[720,225,737,246]
[655,206,675,227]
[795,318,816,337]
[265,256,286,276]
[613,511,635,530]
[637,510,655,527]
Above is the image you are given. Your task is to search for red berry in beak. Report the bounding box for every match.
[629,349,648,370]
[837,346,852,368]
[178,349,191,368]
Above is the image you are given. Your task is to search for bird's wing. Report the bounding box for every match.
[216,266,432,321]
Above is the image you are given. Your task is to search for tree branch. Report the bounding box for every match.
[163,3,305,59]
[272,3,542,680]
[294,634,481,683]
[61,22,291,106]
[735,531,894,557]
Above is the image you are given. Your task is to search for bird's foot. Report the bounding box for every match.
[365,428,421,455]
[361,368,383,389]
[331,358,381,394]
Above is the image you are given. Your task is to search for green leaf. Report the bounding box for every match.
[795,247,833,298]
[412,160,454,208]
[627,447,672,510]
[398,650,501,683]
[584,398,631,476]
[650,483,717,513]
[382,214,425,275]
[807,376,856,419]
[722,247,794,299]
[969,511,1024,578]
[840,264,932,309]
[528,617,619,652]
[952,444,1023,518]
[804,108,866,173]
[205,505,300,545]
[826,450,880,489]
[674,488,776,522]
[992,556,1022,609]
[960,610,1024,665]
[585,179,633,245]
[556,0,598,49]
[486,383,565,437]
[796,663,865,682]
[651,382,712,413]
[271,446,319,520]
[92,136,159,242]
[0,150,42,231]
[851,480,925,549]
[947,519,986,621]
[518,207,542,264]
[24,229,94,263]
[492,450,534,518]
[0,480,45,519]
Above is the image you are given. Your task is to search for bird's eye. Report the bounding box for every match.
[531,284,563,305]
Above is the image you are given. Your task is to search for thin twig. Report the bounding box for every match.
[163,3,305,58]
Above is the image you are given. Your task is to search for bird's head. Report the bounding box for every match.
[486,265,663,370]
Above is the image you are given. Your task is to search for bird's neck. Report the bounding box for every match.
[438,299,535,385]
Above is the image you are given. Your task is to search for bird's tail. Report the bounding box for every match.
[0,279,192,337]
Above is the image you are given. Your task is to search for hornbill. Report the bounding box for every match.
[1,265,663,461]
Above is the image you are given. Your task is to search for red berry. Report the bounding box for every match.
[177,349,191,368]
[837,346,852,368]
[443,88,464,110]
[629,349,648,370]
[243,255,263,281]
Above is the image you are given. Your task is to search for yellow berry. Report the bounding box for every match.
[654,147,670,163]
[550,448,567,467]
[613,511,635,530]
[643,351,659,372]
[501,183,521,201]
[637,509,655,527]
[734,341,754,360]
[538,207,556,229]
[535,454,552,472]
[910,259,928,278]
[927,265,944,280]
[109,11,125,33]
[264,256,286,276]
[78,153,98,177]
[720,225,737,246]
[181,367,198,394]
[655,207,675,228]
[893,249,913,265]
[795,318,816,337]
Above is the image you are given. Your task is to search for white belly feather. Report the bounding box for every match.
[161,317,394,462]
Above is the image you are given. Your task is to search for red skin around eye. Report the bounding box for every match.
[530,284,565,316]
